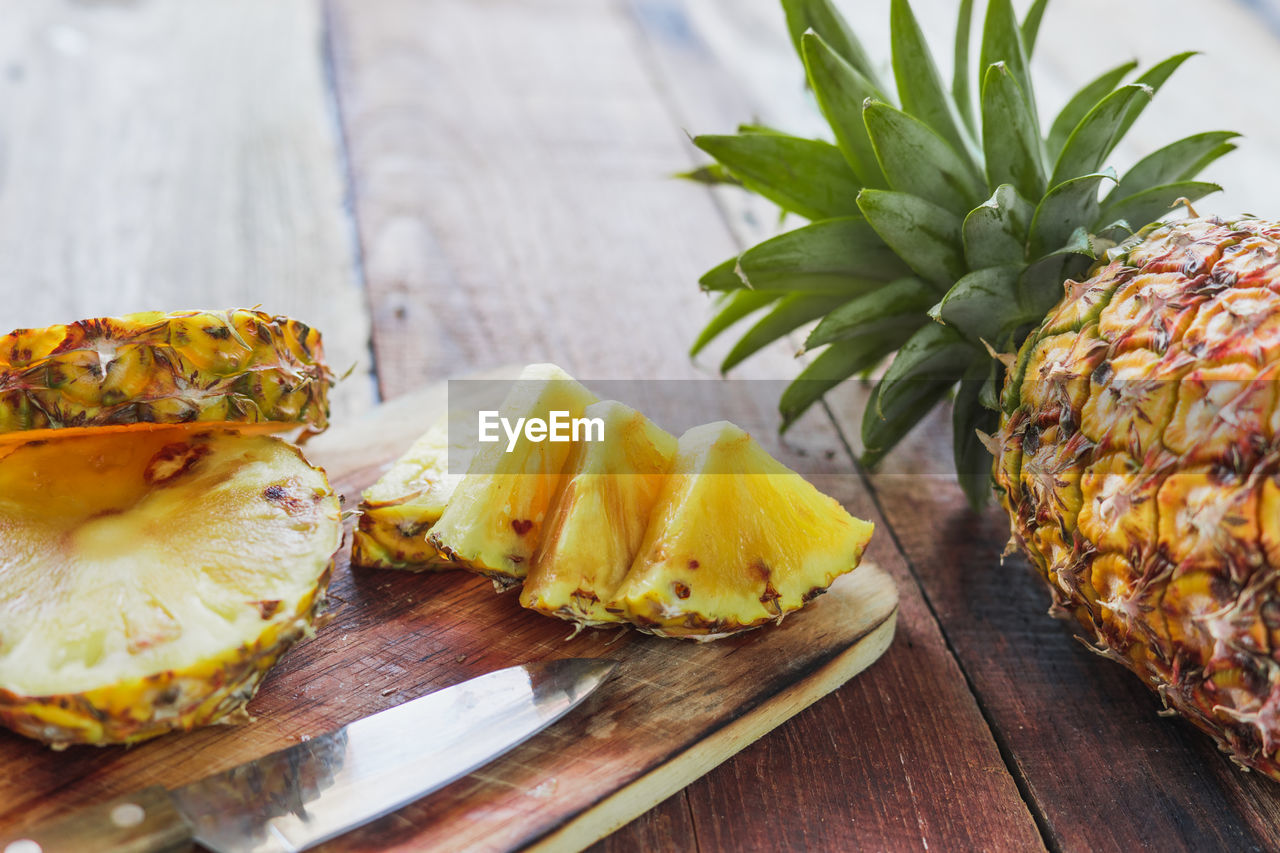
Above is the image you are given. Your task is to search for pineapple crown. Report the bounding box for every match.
[688,0,1235,506]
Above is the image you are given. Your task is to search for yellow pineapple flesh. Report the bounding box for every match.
[352,418,473,570]
[521,400,677,626]
[428,363,597,590]
[0,309,332,443]
[611,421,874,640]
[0,426,341,747]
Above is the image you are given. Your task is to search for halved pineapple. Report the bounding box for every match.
[352,418,473,570]
[0,426,341,747]
[0,309,332,443]
[610,422,874,640]
[521,401,677,627]
[428,364,597,590]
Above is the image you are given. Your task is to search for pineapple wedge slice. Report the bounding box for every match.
[352,418,473,570]
[610,421,874,640]
[429,364,597,589]
[521,401,677,626]
[0,309,332,442]
[0,426,341,747]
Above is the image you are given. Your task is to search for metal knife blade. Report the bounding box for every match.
[0,658,618,853]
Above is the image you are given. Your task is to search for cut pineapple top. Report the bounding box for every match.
[612,421,875,639]
[0,427,341,696]
[429,363,598,587]
[521,400,677,624]
[0,309,332,441]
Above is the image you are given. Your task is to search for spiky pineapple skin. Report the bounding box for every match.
[0,309,332,438]
[996,216,1280,779]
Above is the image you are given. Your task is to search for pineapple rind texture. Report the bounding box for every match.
[428,364,599,590]
[0,309,332,440]
[0,427,341,747]
[995,217,1280,781]
[352,419,470,571]
[520,401,678,626]
[611,422,875,640]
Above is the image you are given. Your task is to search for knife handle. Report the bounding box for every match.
[0,786,194,853]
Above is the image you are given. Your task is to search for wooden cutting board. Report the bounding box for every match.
[0,381,898,852]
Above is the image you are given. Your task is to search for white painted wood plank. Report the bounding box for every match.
[0,0,374,417]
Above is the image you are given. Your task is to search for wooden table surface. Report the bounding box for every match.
[5,0,1280,850]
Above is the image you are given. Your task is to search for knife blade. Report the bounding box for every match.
[0,658,618,853]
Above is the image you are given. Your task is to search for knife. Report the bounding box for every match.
[0,658,618,853]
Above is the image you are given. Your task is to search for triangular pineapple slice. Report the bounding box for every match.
[428,364,597,589]
[0,426,341,746]
[610,422,874,640]
[352,417,473,570]
[521,401,677,626]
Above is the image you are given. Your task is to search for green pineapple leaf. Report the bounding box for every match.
[1020,0,1050,56]
[1115,52,1197,143]
[890,0,975,160]
[693,132,863,220]
[685,0,1226,487]
[1099,182,1222,232]
[981,63,1046,202]
[864,101,984,216]
[876,323,976,421]
[676,163,742,187]
[862,378,954,469]
[858,190,965,287]
[1050,84,1150,186]
[1019,252,1091,320]
[690,290,780,357]
[806,276,935,349]
[1110,131,1240,200]
[778,330,911,431]
[1046,60,1138,158]
[1030,169,1117,256]
[802,32,889,188]
[980,0,1036,125]
[963,184,1033,269]
[700,218,910,294]
[953,360,999,509]
[721,292,849,373]
[979,358,1003,410]
[932,265,1025,344]
[699,256,742,292]
[781,0,886,93]
[952,0,977,135]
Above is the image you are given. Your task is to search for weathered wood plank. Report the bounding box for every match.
[329,0,1045,849]
[640,0,1280,849]
[0,0,373,418]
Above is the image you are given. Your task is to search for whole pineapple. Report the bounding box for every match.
[691,0,1280,777]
